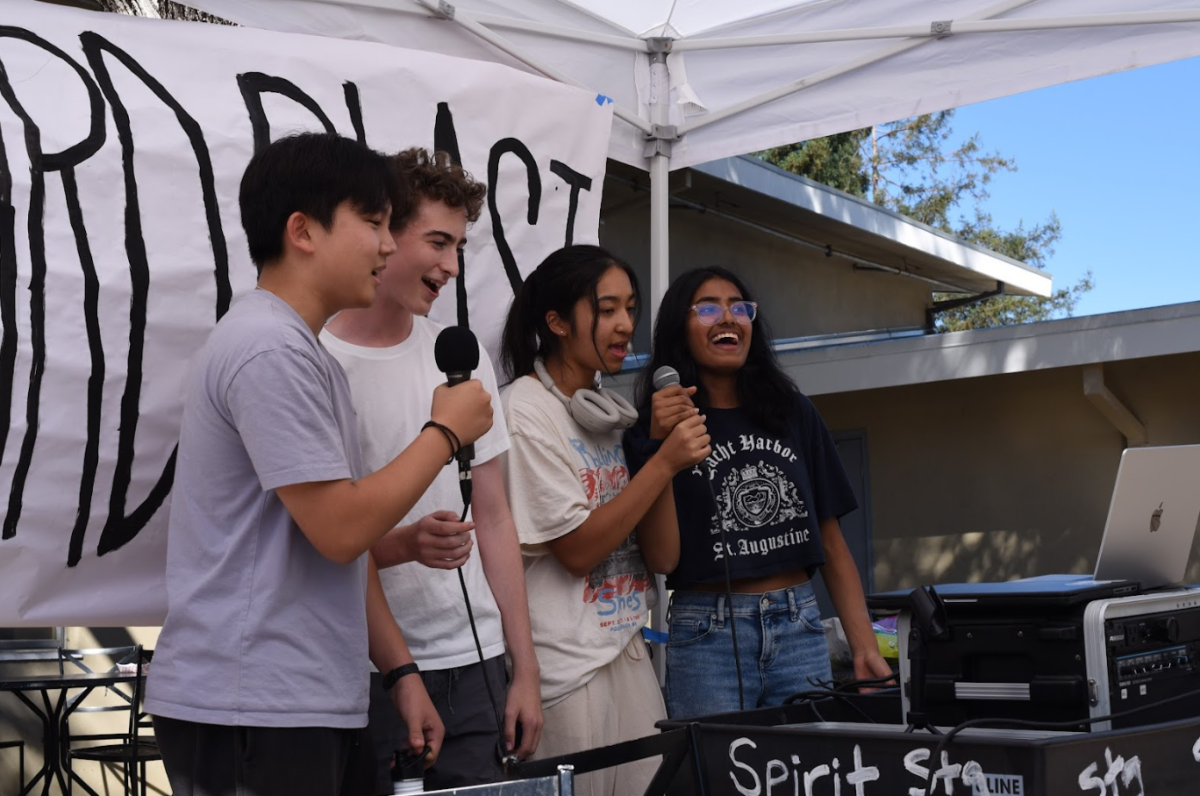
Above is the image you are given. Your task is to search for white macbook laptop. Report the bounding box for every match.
[1092,444,1200,589]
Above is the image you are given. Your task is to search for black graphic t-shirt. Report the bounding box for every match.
[626,394,857,590]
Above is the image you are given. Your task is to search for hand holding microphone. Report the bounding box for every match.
[649,366,699,441]
[430,326,493,457]
[428,384,492,455]
[651,366,711,472]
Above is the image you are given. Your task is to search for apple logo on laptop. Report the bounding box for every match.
[1150,502,1163,533]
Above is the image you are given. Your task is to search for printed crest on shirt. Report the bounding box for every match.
[626,399,857,590]
[688,427,822,569]
[712,459,808,533]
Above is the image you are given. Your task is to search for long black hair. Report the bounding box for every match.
[500,245,640,385]
[635,266,799,435]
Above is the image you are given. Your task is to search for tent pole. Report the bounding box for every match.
[672,8,1200,51]
[649,156,670,321]
[646,48,673,327]
[448,11,648,50]
[645,46,674,683]
[344,0,649,50]
[647,151,669,685]
[680,0,1039,135]
[413,0,652,133]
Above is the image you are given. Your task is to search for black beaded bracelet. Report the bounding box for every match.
[421,420,460,464]
[382,662,420,692]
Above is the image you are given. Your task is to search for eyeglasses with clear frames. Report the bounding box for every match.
[690,301,758,326]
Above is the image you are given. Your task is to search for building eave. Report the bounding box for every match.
[783,302,1200,396]
[688,155,1053,298]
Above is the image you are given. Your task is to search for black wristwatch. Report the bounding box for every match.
[382,662,420,692]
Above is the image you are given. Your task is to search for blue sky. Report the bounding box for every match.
[950,55,1200,318]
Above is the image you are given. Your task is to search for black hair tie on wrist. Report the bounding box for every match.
[382,662,420,692]
[422,420,460,464]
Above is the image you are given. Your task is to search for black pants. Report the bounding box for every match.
[153,715,375,796]
[367,655,508,793]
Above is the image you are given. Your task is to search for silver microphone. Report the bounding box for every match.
[652,366,680,391]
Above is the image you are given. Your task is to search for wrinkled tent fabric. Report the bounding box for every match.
[179,0,1200,301]
[180,0,1200,171]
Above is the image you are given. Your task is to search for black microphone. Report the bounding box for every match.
[433,326,480,469]
[652,365,680,391]
[432,325,508,751]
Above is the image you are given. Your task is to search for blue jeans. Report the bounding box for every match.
[664,582,832,719]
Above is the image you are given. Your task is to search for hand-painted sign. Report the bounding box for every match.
[0,1,611,625]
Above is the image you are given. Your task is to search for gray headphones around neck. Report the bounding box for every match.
[533,358,638,434]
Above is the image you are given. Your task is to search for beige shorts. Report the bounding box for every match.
[533,634,667,796]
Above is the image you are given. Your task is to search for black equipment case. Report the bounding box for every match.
[867,575,1145,730]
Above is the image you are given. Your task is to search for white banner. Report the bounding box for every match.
[0,2,613,626]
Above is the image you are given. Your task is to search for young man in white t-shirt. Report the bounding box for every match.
[322,148,542,791]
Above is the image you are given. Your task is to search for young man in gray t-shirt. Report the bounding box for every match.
[146,133,494,796]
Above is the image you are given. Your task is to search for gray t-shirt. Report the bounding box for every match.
[146,290,370,728]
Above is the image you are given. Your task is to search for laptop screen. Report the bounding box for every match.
[1092,444,1200,589]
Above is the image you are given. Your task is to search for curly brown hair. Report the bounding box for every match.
[387,147,487,232]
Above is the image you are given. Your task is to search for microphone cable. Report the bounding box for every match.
[452,473,517,771]
[431,325,513,766]
[651,365,746,712]
[703,465,746,712]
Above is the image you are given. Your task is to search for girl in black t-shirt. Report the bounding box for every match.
[626,266,892,718]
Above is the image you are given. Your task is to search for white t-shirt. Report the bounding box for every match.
[321,316,507,670]
[500,375,658,707]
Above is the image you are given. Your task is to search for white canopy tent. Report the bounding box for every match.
[182,0,1200,312]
